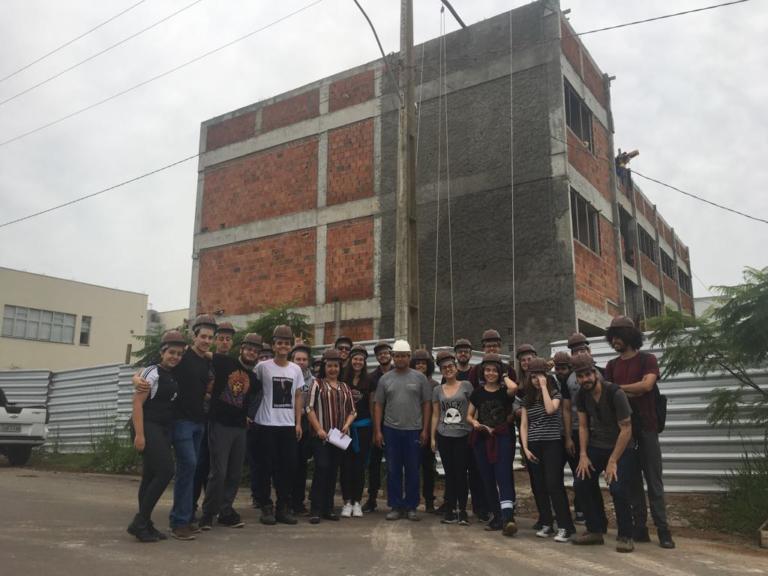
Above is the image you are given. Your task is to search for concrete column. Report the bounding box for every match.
[652,205,666,312]
[314,224,327,344]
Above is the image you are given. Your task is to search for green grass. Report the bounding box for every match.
[720,442,768,535]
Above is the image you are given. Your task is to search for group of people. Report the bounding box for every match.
[127,313,676,554]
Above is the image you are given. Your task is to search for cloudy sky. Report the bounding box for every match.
[0,0,765,312]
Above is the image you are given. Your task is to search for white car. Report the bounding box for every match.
[0,387,48,466]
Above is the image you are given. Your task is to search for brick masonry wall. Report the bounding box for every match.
[574,216,620,313]
[196,228,316,315]
[261,90,319,133]
[567,121,612,202]
[327,119,374,206]
[662,274,678,301]
[329,69,375,113]
[641,253,660,288]
[681,292,694,314]
[582,56,607,109]
[206,111,257,151]
[325,216,374,302]
[201,137,318,232]
[561,20,581,74]
[561,19,607,109]
[323,319,374,344]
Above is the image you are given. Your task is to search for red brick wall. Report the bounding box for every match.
[261,90,319,133]
[196,229,316,315]
[327,119,374,206]
[567,121,612,202]
[574,216,620,312]
[326,216,374,302]
[681,292,694,315]
[206,111,257,151]
[329,69,375,113]
[640,253,660,288]
[582,56,607,109]
[201,138,318,231]
[561,20,581,74]
[663,275,678,300]
[323,319,374,344]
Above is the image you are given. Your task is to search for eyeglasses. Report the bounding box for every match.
[337,345,351,352]
[439,363,457,370]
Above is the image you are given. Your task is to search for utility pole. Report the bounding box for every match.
[394,0,420,344]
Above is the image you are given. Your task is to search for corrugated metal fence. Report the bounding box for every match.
[0,338,765,490]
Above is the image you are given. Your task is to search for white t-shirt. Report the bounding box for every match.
[253,359,303,426]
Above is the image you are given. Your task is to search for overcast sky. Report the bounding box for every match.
[0,0,765,312]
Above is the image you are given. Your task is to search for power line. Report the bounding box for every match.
[0,0,206,109]
[0,0,146,85]
[577,0,750,36]
[631,170,768,225]
[0,0,325,150]
[0,153,199,230]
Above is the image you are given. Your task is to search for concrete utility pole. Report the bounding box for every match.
[394,0,420,344]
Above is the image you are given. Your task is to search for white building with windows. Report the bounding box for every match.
[0,267,147,370]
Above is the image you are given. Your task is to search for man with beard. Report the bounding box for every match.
[199,333,260,530]
[605,316,675,549]
[571,354,636,553]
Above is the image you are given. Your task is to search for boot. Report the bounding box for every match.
[275,506,298,525]
[127,514,159,543]
[260,504,276,526]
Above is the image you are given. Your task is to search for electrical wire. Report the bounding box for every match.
[0,0,206,109]
[0,0,325,150]
[577,0,750,36]
[0,0,146,85]
[0,153,199,230]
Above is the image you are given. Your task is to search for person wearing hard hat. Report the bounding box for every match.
[363,341,394,513]
[468,329,517,389]
[373,340,432,521]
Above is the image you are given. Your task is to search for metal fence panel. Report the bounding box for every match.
[0,369,51,405]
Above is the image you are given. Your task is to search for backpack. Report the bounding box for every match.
[607,352,667,434]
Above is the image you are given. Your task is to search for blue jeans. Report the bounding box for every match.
[169,419,204,528]
[574,445,635,538]
[383,426,421,510]
[472,431,516,515]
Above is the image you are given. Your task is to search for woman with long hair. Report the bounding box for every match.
[339,345,374,518]
[520,358,575,542]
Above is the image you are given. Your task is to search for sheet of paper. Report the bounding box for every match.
[327,427,352,450]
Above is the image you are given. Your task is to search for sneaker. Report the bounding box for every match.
[188,521,201,534]
[554,528,573,543]
[341,502,353,518]
[536,525,555,538]
[476,510,490,522]
[170,525,196,541]
[309,511,321,524]
[322,512,340,521]
[574,511,586,525]
[147,520,167,541]
[658,529,676,549]
[352,502,363,517]
[127,515,159,543]
[571,532,604,546]
[218,512,245,528]
[458,511,470,526]
[199,514,214,531]
[407,509,420,521]
[633,525,651,542]
[441,511,458,524]
[532,519,543,531]
[435,502,447,515]
[276,508,298,525]
[485,515,502,531]
[502,514,518,537]
[616,537,635,553]
[260,504,276,526]
[362,498,378,513]
[386,508,404,521]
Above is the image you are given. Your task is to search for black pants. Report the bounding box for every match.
[310,439,343,514]
[564,429,583,515]
[421,444,436,505]
[247,426,261,503]
[340,426,371,503]
[192,423,210,515]
[137,421,175,523]
[291,417,312,511]
[437,434,469,512]
[467,442,488,515]
[256,425,296,510]
[528,439,574,531]
[366,444,384,500]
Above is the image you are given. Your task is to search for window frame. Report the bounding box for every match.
[2,304,77,344]
[570,188,601,254]
[564,80,595,154]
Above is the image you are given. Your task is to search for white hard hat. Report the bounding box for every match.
[391,339,412,353]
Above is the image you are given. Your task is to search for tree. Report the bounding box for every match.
[648,266,768,430]
[231,304,312,352]
[131,324,167,368]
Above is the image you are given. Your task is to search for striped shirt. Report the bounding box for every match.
[307,378,356,435]
[522,376,563,442]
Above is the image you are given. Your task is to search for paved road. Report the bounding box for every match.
[0,467,765,576]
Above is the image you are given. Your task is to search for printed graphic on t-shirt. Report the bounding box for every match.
[441,399,463,426]
[272,376,294,408]
[220,369,250,408]
[478,399,507,428]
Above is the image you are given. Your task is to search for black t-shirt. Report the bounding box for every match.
[210,353,257,428]
[172,348,212,423]
[469,386,513,428]
[348,378,373,420]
